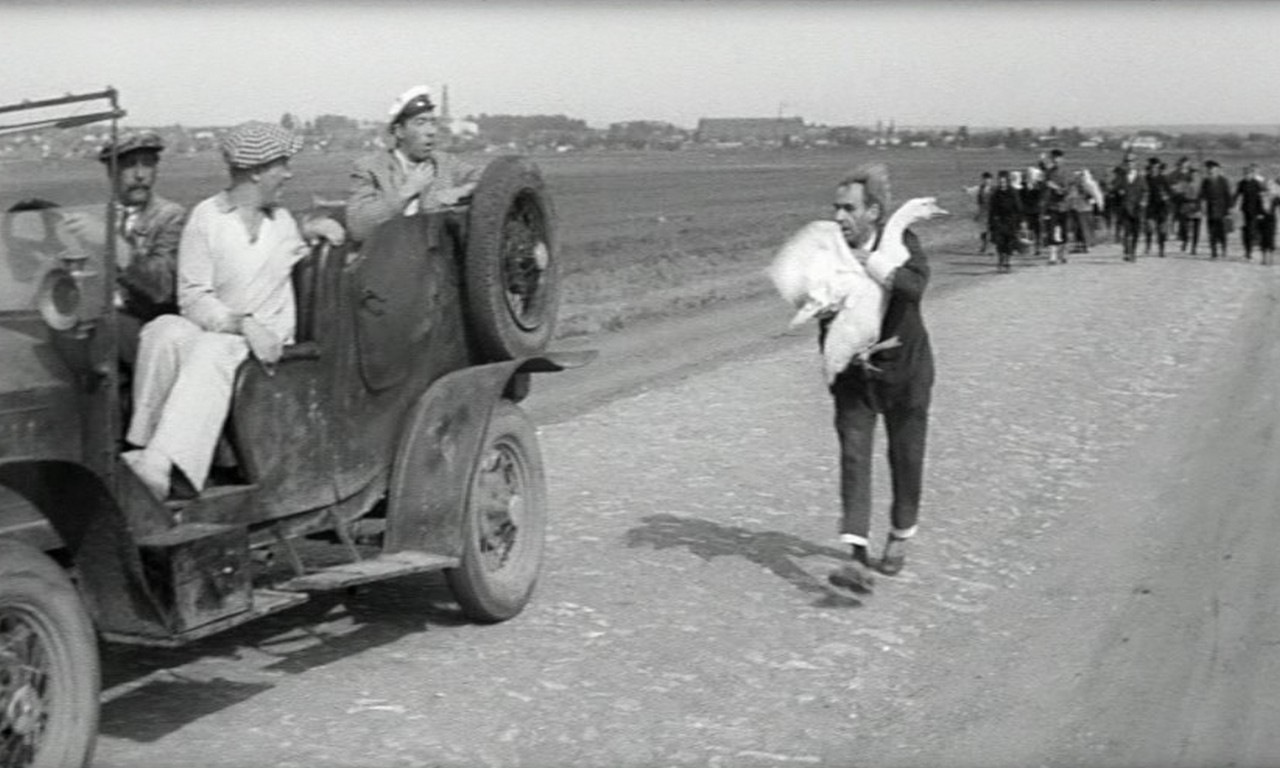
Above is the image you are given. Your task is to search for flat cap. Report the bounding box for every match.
[220,121,303,169]
[388,85,435,124]
[98,130,164,163]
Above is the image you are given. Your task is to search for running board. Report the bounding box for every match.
[101,588,309,647]
[278,551,459,592]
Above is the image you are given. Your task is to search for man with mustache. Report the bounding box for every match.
[65,131,187,325]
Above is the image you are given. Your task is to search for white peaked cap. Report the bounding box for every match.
[388,85,434,120]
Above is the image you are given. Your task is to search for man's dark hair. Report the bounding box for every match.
[981,171,993,179]
[838,164,891,223]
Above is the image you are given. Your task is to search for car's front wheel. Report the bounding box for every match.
[445,400,547,622]
[0,540,99,768]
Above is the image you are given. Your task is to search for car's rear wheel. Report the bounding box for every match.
[463,156,560,361]
[445,400,547,622]
[0,540,98,768]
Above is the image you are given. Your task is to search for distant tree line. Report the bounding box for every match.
[4,111,1279,160]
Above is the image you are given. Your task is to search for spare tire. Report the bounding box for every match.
[463,156,560,361]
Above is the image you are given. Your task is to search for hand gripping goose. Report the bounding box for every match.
[767,197,948,383]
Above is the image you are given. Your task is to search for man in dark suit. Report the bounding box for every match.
[824,164,934,594]
[1234,164,1267,261]
[1201,160,1233,259]
[1113,154,1147,261]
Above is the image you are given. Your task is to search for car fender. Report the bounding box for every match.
[0,459,170,636]
[384,351,594,557]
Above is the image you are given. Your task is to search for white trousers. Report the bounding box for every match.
[127,315,248,491]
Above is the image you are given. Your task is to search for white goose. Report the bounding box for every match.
[767,196,948,383]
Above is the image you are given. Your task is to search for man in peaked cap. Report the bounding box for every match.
[346,84,482,243]
[123,121,342,502]
[63,129,187,328]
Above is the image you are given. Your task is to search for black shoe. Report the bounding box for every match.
[828,561,875,594]
[879,535,908,576]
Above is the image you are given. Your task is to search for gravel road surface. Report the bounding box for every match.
[95,245,1280,768]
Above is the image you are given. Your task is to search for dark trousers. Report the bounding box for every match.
[833,386,929,541]
[1144,211,1168,255]
[1121,211,1142,256]
[1177,217,1198,253]
[1207,217,1228,257]
[1241,214,1261,255]
[1261,214,1277,260]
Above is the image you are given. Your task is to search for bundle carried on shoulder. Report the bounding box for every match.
[766,197,947,384]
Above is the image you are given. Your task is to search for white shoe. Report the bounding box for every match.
[122,449,170,501]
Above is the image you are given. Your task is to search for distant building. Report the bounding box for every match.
[695,117,805,145]
[1127,135,1164,151]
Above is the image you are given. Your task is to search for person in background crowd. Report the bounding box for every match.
[347,84,481,244]
[1020,164,1045,257]
[1233,163,1267,261]
[1201,160,1233,260]
[823,163,935,595]
[63,130,188,362]
[1143,159,1172,258]
[1065,170,1095,254]
[1260,175,1279,266]
[1170,156,1194,251]
[974,171,994,255]
[1107,152,1135,244]
[1114,154,1147,261]
[1040,149,1070,265]
[1179,167,1203,255]
[988,169,1023,273]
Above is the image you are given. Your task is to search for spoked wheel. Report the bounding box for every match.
[500,192,553,335]
[446,401,547,622]
[0,541,98,768]
[464,156,560,361]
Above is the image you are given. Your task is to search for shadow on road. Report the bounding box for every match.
[624,513,863,608]
[99,573,468,742]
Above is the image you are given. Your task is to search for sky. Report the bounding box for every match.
[4,0,1280,131]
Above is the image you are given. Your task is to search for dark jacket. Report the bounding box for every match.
[988,187,1024,238]
[1201,176,1233,220]
[115,195,187,320]
[822,229,933,410]
[1145,173,1172,218]
[1235,177,1266,218]
[1115,170,1148,217]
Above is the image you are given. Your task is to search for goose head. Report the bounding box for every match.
[891,196,950,226]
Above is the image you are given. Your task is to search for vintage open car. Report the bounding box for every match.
[0,89,588,767]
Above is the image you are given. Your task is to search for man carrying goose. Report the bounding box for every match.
[769,163,947,595]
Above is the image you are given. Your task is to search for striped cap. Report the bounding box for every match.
[220,121,303,169]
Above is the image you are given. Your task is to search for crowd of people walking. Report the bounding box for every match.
[972,151,1280,270]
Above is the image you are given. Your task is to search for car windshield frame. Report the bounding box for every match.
[0,89,124,317]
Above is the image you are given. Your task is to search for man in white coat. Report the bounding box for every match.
[123,121,342,501]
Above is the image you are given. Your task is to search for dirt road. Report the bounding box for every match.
[95,245,1280,768]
